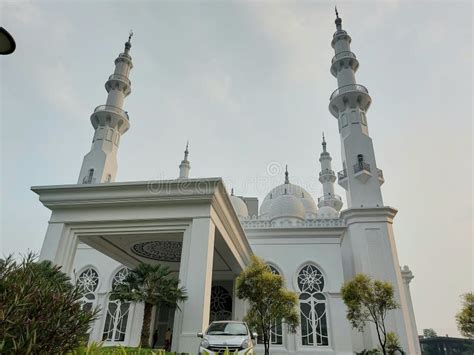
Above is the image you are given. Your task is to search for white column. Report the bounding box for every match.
[175,218,215,353]
[39,221,78,275]
[233,278,246,321]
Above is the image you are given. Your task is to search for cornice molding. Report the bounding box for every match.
[340,206,398,225]
[31,178,222,210]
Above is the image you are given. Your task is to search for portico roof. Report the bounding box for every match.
[32,178,253,274]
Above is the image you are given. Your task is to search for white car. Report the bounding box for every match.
[198,321,257,354]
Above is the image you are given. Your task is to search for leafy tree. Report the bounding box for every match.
[0,253,98,353]
[236,256,299,355]
[111,263,187,347]
[456,292,474,338]
[341,273,400,355]
[423,328,438,338]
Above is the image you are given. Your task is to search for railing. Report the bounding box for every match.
[94,105,129,120]
[331,51,356,64]
[108,73,131,86]
[354,162,371,173]
[330,84,369,101]
[318,195,342,203]
[337,169,347,180]
[319,168,335,177]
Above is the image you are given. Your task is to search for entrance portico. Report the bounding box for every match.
[33,178,252,353]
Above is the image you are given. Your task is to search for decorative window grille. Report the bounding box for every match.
[103,268,131,343]
[77,268,99,312]
[297,264,329,347]
[210,286,232,322]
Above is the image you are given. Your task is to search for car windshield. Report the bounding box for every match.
[207,322,248,336]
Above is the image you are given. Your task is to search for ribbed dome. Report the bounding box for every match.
[260,183,317,218]
[269,193,305,221]
[230,195,249,218]
[317,205,339,219]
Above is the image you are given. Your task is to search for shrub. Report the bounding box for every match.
[0,253,98,353]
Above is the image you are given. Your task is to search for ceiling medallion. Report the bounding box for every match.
[131,241,183,262]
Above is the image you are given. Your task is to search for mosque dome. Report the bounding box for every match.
[230,194,249,218]
[260,183,318,218]
[317,205,339,219]
[269,192,305,221]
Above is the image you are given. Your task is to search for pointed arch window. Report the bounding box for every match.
[297,264,329,347]
[77,268,99,312]
[103,268,131,343]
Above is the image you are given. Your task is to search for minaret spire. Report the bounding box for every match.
[329,8,384,207]
[335,6,342,31]
[78,34,134,184]
[284,165,290,184]
[318,135,342,212]
[178,141,191,179]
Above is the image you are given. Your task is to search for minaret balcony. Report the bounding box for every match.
[319,169,336,183]
[94,104,129,120]
[318,194,343,211]
[106,74,131,96]
[377,168,385,185]
[353,162,372,183]
[330,51,359,76]
[329,83,371,118]
[319,168,335,176]
[337,169,348,190]
[91,104,130,134]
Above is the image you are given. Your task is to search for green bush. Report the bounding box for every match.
[0,253,98,354]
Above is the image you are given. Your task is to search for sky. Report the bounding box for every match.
[1,0,472,339]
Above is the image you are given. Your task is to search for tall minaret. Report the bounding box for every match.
[329,9,384,208]
[317,134,343,212]
[78,33,134,184]
[331,10,420,354]
[178,142,191,179]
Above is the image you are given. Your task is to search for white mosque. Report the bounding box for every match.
[33,12,421,355]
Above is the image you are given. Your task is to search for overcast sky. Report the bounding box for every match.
[1,0,472,338]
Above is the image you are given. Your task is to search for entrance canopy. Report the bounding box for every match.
[33,178,253,353]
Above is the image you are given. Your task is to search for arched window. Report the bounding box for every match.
[297,264,328,347]
[102,268,130,343]
[77,267,99,313]
[210,285,232,322]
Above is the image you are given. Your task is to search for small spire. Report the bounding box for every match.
[184,141,189,160]
[124,30,133,53]
[284,165,290,184]
[334,6,342,30]
[178,140,191,179]
[322,132,327,152]
[231,188,234,196]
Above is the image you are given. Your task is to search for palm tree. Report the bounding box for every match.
[111,263,187,347]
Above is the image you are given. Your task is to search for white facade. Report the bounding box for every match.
[33,14,421,355]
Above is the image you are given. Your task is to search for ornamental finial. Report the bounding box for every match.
[125,30,133,53]
[335,6,342,30]
[284,164,290,184]
[184,141,189,160]
[322,132,327,152]
[231,188,234,196]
